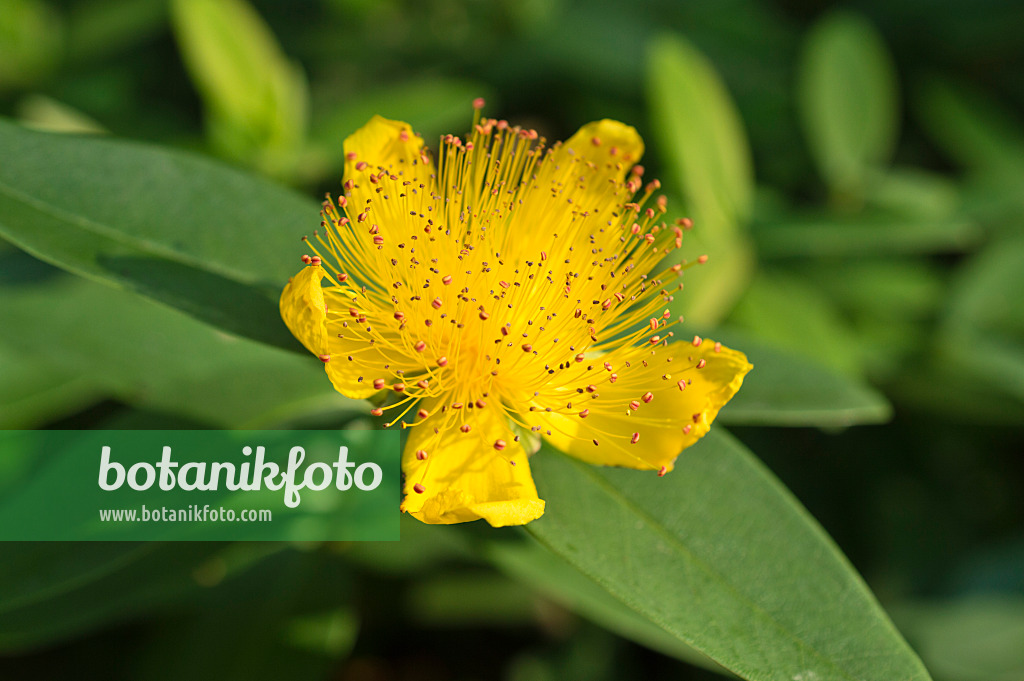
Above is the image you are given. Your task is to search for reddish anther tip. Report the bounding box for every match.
[399,130,410,142]
[345,152,358,160]
[417,409,429,419]
[683,424,692,435]
[431,297,443,309]
[414,340,427,352]
[472,97,486,109]
[355,161,368,171]
[437,356,448,367]
[714,342,722,353]
[373,378,386,390]
[370,408,383,417]
[657,466,667,477]
[677,379,687,391]
[479,311,490,320]
[413,484,425,494]
[630,432,641,444]
[697,254,709,264]
[629,400,640,411]
[632,164,645,177]
[522,343,533,352]
[393,382,406,392]
[696,358,707,369]
[310,256,322,266]
[609,373,618,383]
[415,450,428,460]
[591,136,602,146]
[301,254,312,264]
[460,424,471,433]
[579,409,590,418]
[494,439,507,451]
[649,335,661,344]
[373,235,384,245]
[475,399,487,409]
[318,353,331,363]
[692,335,703,347]
[642,391,654,403]
[442,275,453,285]
[394,311,406,321]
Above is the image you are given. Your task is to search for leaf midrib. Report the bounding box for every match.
[535,453,888,681]
[0,174,264,287]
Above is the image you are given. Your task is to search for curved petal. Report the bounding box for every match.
[280,264,380,399]
[343,115,435,221]
[534,340,751,472]
[554,119,645,188]
[401,398,545,526]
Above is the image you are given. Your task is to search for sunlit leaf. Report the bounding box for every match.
[0,118,316,350]
[0,275,358,428]
[527,431,931,681]
[171,0,307,178]
[647,34,756,325]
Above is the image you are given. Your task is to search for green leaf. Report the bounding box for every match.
[646,35,757,325]
[753,212,982,258]
[729,272,865,377]
[0,275,358,428]
[713,330,891,427]
[171,0,307,178]
[486,535,730,674]
[891,595,1024,681]
[0,118,317,350]
[528,431,932,681]
[0,344,102,428]
[0,0,62,92]
[797,11,899,196]
[647,34,754,226]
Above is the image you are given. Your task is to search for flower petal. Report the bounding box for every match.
[535,341,751,471]
[554,119,645,187]
[279,264,379,399]
[401,399,546,526]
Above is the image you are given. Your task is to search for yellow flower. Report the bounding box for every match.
[281,108,752,527]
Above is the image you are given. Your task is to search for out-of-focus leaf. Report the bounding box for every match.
[15,94,107,134]
[0,542,226,652]
[865,168,960,219]
[891,595,1024,681]
[797,11,899,197]
[171,0,307,178]
[647,35,756,325]
[797,259,945,321]
[0,345,101,428]
[935,237,1024,402]
[729,272,865,376]
[0,276,358,428]
[712,329,891,427]
[917,78,1024,177]
[486,536,730,674]
[407,572,538,627]
[0,118,316,350]
[308,78,492,180]
[753,213,982,258]
[897,238,1024,422]
[0,0,62,92]
[527,431,932,681]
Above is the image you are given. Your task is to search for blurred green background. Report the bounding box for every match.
[1,0,1023,679]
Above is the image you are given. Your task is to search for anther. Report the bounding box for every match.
[494,439,507,451]
[642,392,654,403]
[697,359,707,369]
[579,409,590,418]
[692,335,703,347]
[318,353,331,362]
[460,424,471,433]
[417,409,429,419]
[413,484,425,494]
[415,450,428,460]
[437,357,448,367]
[373,379,386,390]
[414,340,426,352]
[393,383,406,392]
[657,466,667,477]
[631,433,640,444]
[370,408,383,417]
